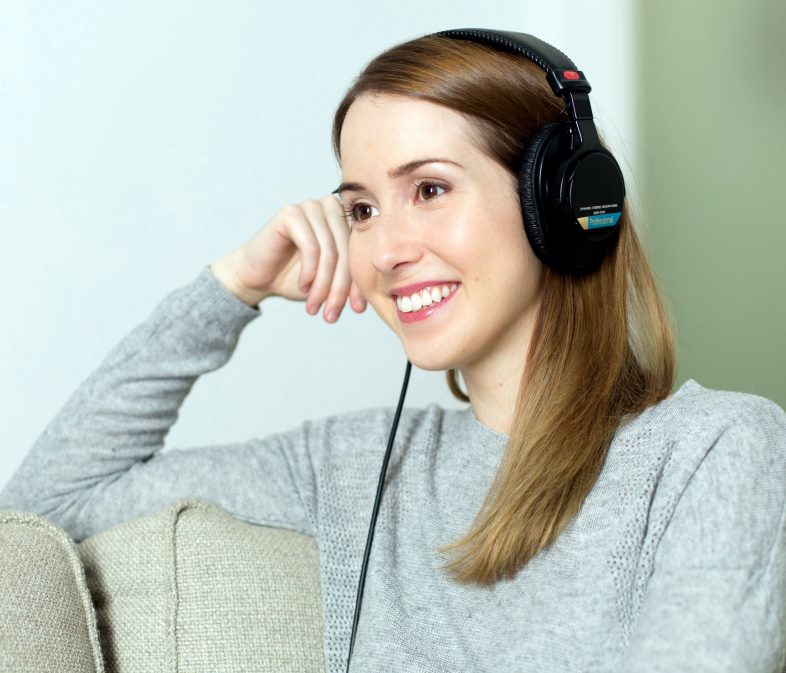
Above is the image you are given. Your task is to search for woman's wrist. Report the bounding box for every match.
[209,253,269,308]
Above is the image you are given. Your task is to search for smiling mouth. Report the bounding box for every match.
[394,283,461,323]
[395,282,460,313]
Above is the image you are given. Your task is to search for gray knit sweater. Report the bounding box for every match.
[2,266,785,673]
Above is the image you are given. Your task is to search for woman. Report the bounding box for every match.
[2,29,785,672]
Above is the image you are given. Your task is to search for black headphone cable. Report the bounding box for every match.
[344,359,413,672]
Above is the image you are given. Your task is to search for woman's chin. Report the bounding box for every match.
[401,347,458,372]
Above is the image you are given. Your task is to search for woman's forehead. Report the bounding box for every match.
[339,94,480,179]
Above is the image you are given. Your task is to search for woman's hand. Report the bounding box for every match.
[210,194,367,322]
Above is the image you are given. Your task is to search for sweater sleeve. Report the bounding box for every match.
[614,394,786,673]
[0,266,319,542]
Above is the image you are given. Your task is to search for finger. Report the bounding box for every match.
[278,205,321,294]
[321,194,367,314]
[349,279,367,313]
[300,199,340,316]
[318,194,354,321]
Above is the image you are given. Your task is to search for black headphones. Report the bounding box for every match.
[431,28,625,274]
[345,28,625,673]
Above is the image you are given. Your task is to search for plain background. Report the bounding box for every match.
[2,0,783,491]
[639,0,786,409]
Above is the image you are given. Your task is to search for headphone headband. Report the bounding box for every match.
[430,29,592,98]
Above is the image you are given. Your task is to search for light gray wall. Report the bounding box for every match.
[638,0,786,408]
[1,1,636,489]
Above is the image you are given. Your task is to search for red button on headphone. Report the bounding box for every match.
[564,70,580,80]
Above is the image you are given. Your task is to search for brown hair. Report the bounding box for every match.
[332,36,676,586]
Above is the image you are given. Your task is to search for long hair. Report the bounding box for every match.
[332,35,676,586]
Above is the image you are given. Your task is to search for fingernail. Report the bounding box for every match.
[326,308,338,322]
[307,302,317,315]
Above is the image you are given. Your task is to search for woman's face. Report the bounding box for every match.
[339,93,543,373]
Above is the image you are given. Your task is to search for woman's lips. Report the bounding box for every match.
[390,280,459,297]
[396,284,460,323]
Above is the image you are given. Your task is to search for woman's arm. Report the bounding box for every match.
[614,396,786,672]
[0,194,367,543]
[0,266,319,541]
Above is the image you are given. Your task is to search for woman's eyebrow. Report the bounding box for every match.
[333,157,463,195]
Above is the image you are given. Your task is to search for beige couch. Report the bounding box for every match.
[0,499,326,673]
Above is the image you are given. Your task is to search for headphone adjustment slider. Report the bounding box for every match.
[546,69,592,96]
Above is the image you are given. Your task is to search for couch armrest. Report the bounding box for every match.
[0,510,104,673]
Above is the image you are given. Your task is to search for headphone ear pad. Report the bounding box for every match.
[518,122,562,268]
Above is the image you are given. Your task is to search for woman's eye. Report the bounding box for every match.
[347,203,378,222]
[417,182,447,201]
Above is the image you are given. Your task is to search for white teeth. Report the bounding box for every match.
[396,283,459,313]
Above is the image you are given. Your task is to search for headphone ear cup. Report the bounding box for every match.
[518,122,563,268]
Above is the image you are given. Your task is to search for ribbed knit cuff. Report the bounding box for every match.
[185,264,263,325]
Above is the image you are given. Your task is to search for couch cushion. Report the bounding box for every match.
[78,498,325,673]
[0,510,104,673]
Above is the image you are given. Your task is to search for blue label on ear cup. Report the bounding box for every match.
[586,212,621,229]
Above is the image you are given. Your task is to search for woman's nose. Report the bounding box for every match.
[369,212,424,274]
